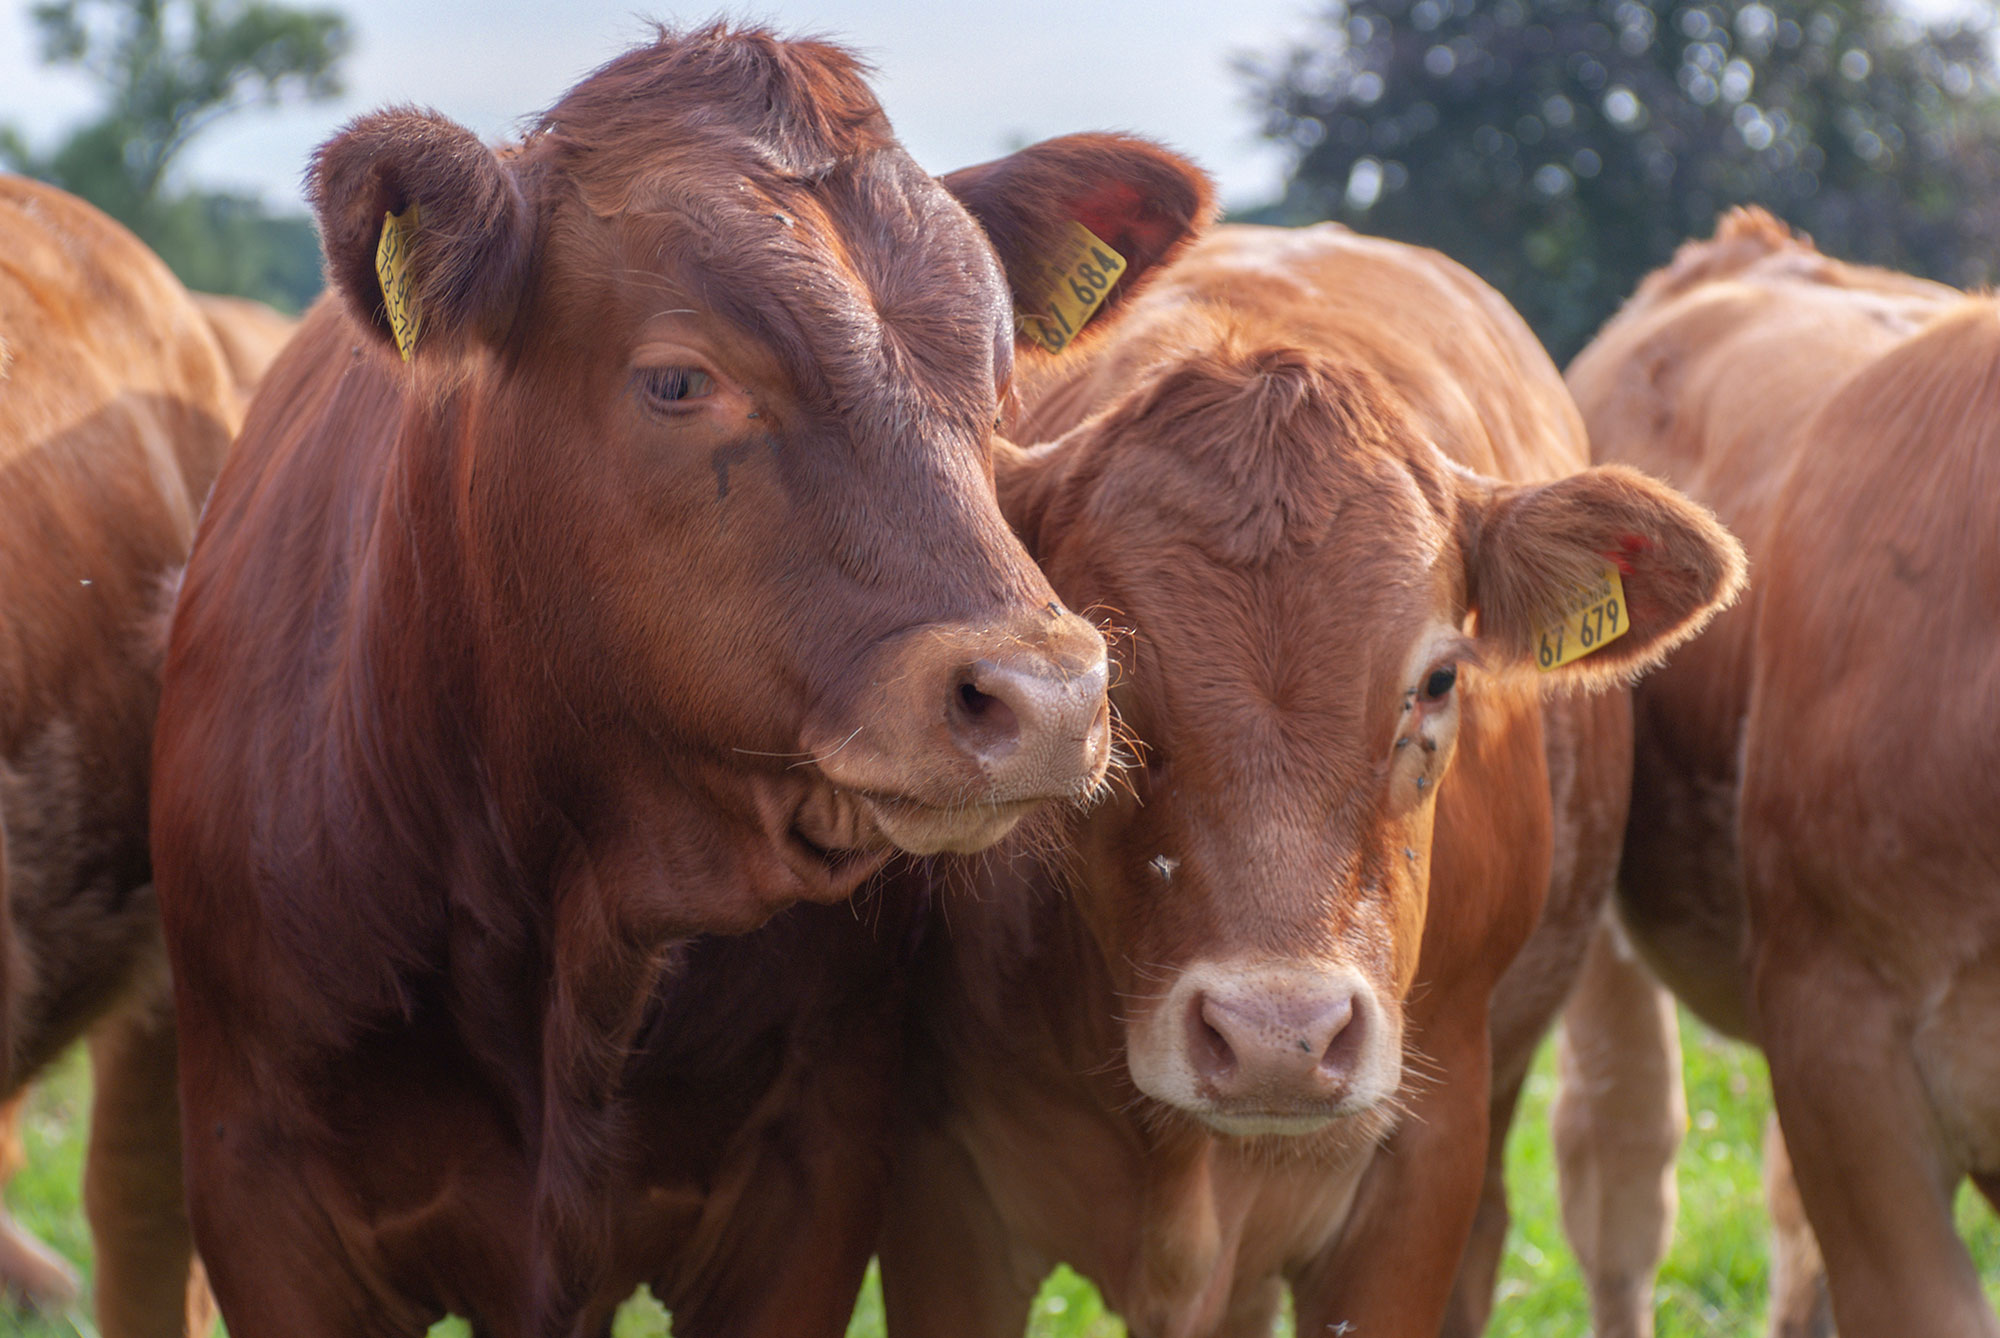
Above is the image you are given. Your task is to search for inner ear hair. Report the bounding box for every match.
[309,107,534,354]
[1467,464,1747,687]
[942,132,1215,346]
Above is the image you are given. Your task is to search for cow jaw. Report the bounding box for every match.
[1125,960,1406,1136]
[856,793,1046,856]
[789,779,1044,860]
[767,780,894,902]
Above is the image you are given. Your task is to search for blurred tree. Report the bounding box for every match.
[1242,0,2000,360]
[1,0,351,310]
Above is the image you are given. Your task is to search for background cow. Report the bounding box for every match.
[189,294,298,399]
[150,25,1211,1336]
[6,293,295,1335]
[877,222,1743,1338]
[0,175,239,1333]
[1555,208,2000,1338]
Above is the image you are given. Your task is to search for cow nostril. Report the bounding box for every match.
[950,675,1021,759]
[1189,996,1238,1083]
[1317,997,1364,1080]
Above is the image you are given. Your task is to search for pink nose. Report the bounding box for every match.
[945,649,1109,796]
[1187,983,1368,1104]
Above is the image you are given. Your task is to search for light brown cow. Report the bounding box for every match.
[0,175,238,1332]
[1561,206,2000,1338]
[0,289,288,1332]
[878,222,1743,1338]
[190,292,297,397]
[151,26,1211,1337]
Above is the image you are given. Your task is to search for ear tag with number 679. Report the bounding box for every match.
[1018,220,1127,356]
[1536,564,1628,671]
[376,205,422,362]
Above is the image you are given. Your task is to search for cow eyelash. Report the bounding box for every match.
[1420,664,1457,702]
[637,366,715,408]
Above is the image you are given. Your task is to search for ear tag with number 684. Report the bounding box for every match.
[1017,220,1127,355]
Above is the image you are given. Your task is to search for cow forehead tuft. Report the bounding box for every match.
[1082,339,1453,567]
[532,22,893,184]
[490,24,1012,437]
[541,134,1008,445]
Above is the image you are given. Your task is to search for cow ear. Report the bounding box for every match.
[309,108,533,359]
[942,133,1214,356]
[1464,464,1747,690]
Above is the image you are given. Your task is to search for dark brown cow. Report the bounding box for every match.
[877,223,1743,1338]
[1557,208,2000,1338]
[150,26,1210,1338]
[0,175,237,1332]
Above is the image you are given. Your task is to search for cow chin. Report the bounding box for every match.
[789,781,1039,862]
[858,793,1042,855]
[1147,1083,1402,1141]
[1194,1110,1346,1138]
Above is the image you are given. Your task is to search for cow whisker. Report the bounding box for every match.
[792,726,865,769]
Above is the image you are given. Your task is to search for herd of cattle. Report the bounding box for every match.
[0,21,1994,1338]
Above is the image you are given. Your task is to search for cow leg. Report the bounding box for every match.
[663,1137,890,1337]
[1763,1113,1833,1338]
[1550,916,1683,1338]
[84,994,214,1338]
[182,1145,426,1338]
[177,1062,426,1338]
[1291,1010,1492,1338]
[1213,1275,1284,1338]
[0,1090,83,1310]
[1,823,13,1090]
[1757,942,1997,1338]
[878,1127,1040,1338]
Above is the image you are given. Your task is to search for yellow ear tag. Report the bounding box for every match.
[1536,564,1629,671]
[375,205,422,361]
[1018,220,1127,355]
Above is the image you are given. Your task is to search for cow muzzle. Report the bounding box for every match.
[801,607,1111,855]
[1126,961,1403,1136]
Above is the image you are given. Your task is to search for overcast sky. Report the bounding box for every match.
[0,1,1319,213]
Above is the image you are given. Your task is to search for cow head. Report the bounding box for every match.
[305,26,1213,907]
[1003,341,1743,1135]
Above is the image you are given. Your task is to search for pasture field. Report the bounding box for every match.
[9,1015,2000,1337]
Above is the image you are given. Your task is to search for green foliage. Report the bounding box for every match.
[1,0,349,311]
[15,0,349,208]
[1242,0,2000,359]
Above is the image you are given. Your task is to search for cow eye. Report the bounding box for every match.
[1422,665,1457,701]
[638,366,714,407]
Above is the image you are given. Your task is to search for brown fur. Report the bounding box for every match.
[1561,208,2000,1337]
[877,223,1741,1338]
[0,174,237,1329]
[150,26,1210,1337]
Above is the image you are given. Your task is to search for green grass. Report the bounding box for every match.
[9,1016,2000,1337]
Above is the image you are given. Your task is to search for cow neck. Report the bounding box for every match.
[345,373,778,1212]
[338,372,708,894]
[918,817,1395,1318]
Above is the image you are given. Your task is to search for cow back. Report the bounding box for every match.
[1565,208,1959,1025]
